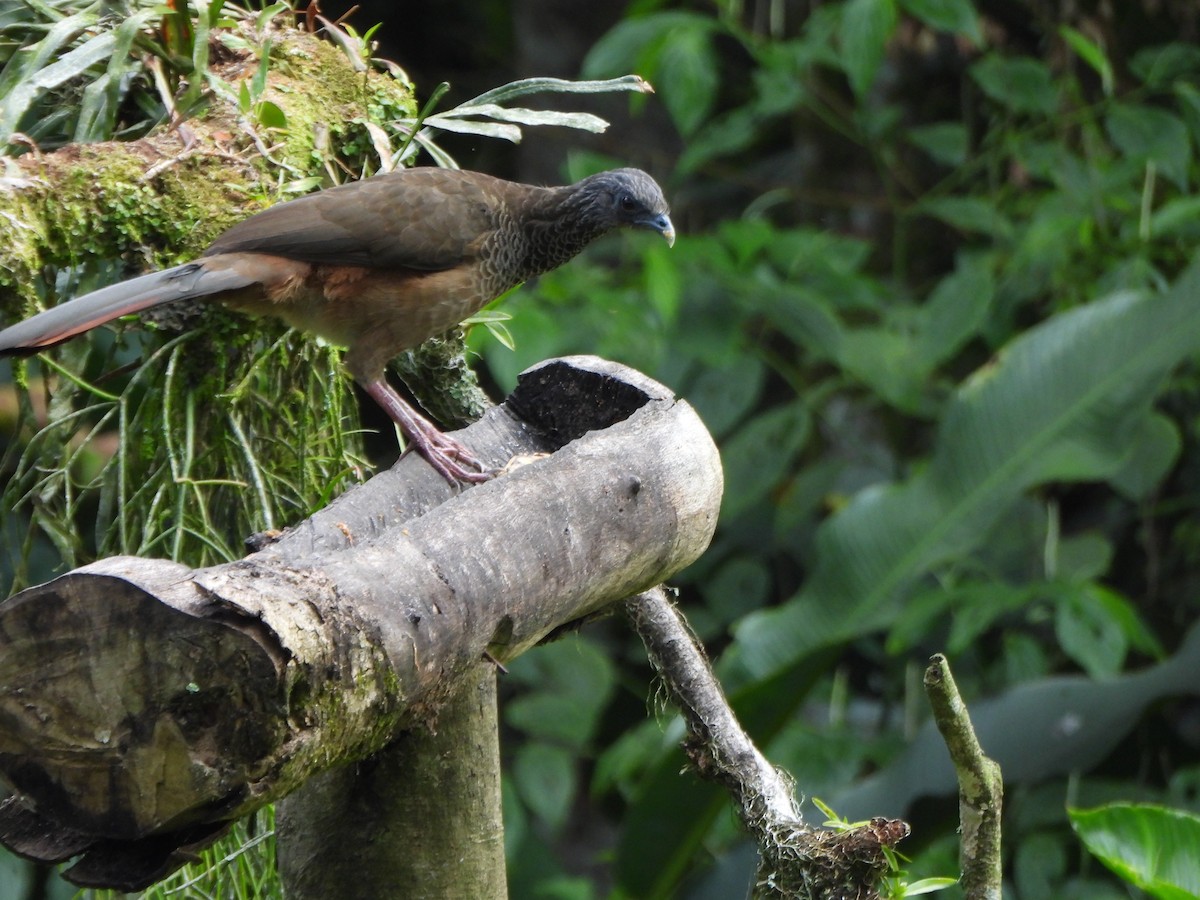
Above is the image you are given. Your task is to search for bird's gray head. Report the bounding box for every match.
[579,168,675,247]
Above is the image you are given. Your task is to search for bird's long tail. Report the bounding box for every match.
[0,262,256,355]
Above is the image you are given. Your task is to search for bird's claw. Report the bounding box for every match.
[408,429,493,485]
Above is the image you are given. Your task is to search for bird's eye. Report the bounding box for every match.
[619,194,637,211]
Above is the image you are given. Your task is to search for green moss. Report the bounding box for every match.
[265,32,417,174]
[0,20,416,318]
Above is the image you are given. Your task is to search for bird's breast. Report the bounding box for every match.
[304,263,510,380]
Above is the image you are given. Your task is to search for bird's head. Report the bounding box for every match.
[584,168,675,247]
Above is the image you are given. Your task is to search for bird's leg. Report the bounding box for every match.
[361,379,491,484]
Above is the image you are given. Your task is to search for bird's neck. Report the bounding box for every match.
[518,182,611,277]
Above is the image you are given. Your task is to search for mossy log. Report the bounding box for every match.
[0,356,723,890]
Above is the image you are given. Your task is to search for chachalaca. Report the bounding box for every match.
[0,166,674,482]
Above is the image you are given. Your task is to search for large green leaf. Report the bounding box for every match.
[831,621,1200,820]
[1071,804,1200,898]
[729,259,1200,682]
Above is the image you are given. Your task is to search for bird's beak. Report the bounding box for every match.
[643,213,676,248]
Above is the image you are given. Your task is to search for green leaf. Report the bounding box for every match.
[917,251,994,365]
[416,75,655,151]
[831,625,1200,820]
[682,356,766,439]
[899,0,981,43]
[513,743,576,831]
[0,24,116,144]
[729,259,1200,681]
[1109,412,1181,500]
[581,9,723,135]
[838,325,928,412]
[1106,102,1193,188]
[0,8,98,103]
[757,286,845,362]
[465,75,654,105]
[422,115,523,142]
[1071,804,1200,898]
[1055,584,1130,678]
[678,105,771,174]
[908,121,969,166]
[1149,194,1200,239]
[919,196,1013,239]
[1055,533,1114,583]
[834,252,991,413]
[436,103,609,133]
[656,20,720,136]
[1016,831,1069,898]
[464,309,515,351]
[1060,26,1114,95]
[505,637,615,749]
[1130,43,1200,88]
[701,557,772,624]
[840,0,898,98]
[944,583,1035,655]
[971,55,1058,115]
[720,401,811,520]
[642,239,682,323]
[255,100,287,130]
[75,11,158,143]
[582,13,711,80]
[903,877,959,895]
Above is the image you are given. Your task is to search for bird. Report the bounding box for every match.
[0,166,675,483]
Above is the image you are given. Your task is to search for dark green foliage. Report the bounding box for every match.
[481,1,1200,896]
[7,0,1200,897]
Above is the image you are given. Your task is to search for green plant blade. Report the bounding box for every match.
[0,20,114,143]
[1071,804,1200,899]
[463,74,652,106]
[436,103,610,133]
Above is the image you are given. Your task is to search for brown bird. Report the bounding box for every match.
[0,166,675,482]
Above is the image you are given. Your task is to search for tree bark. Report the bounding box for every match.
[277,663,506,900]
[0,356,722,890]
[924,654,1003,900]
[626,587,909,900]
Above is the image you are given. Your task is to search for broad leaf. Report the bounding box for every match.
[831,622,1200,820]
[730,259,1200,682]
[1071,804,1200,899]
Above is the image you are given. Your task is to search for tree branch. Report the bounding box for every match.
[625,587,909,900]
[924,654,1003,900]
[0,356,722,890]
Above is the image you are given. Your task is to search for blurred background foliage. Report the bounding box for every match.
[4,0,1200,897]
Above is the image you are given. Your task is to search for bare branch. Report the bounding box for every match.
[625,587,909,899]
[924,653,1003,900]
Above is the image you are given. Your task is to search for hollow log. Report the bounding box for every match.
[0,355,722,889]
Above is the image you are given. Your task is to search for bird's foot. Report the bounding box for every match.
[362,378,493,486]
[405,427,492,484]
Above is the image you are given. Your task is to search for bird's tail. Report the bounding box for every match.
[0,262,256,355]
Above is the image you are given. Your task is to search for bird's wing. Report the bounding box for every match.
[204,169,507,271]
